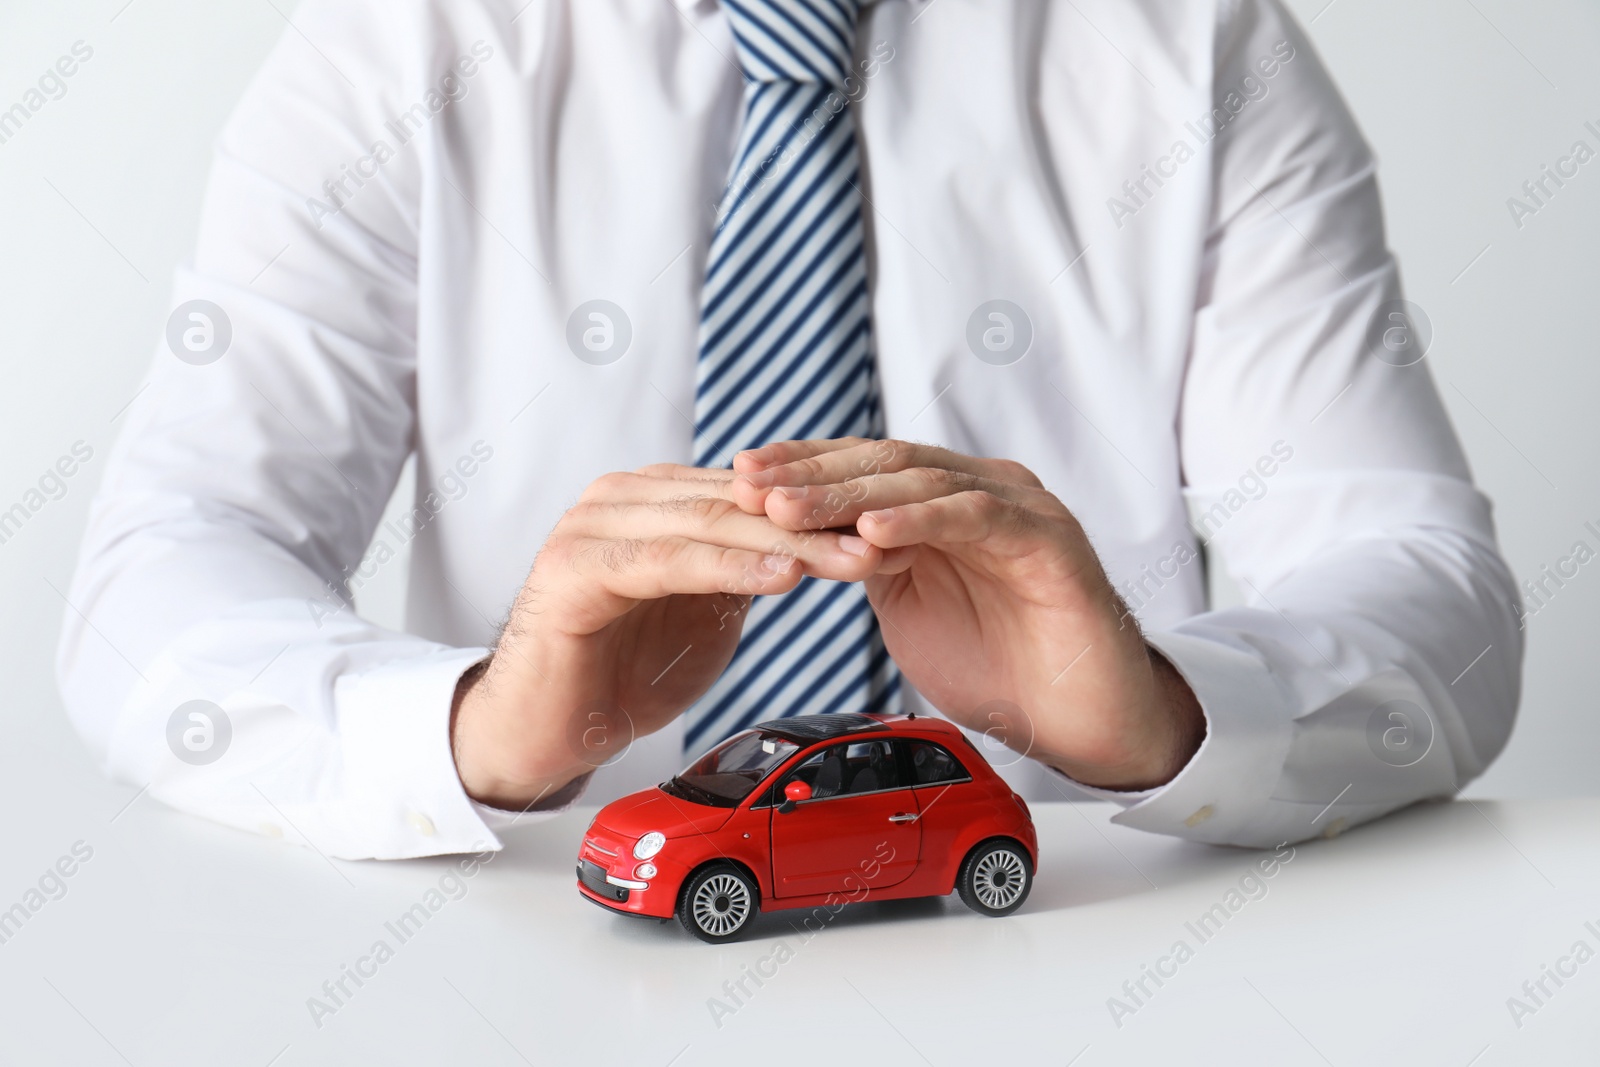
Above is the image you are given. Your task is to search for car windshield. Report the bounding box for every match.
[662,731,799,808]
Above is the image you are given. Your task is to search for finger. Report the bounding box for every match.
[751,467,1038,532]
[855,490,1042,549]
[873,544,922,575]
[735,439,1043,506]
[560,496,882,581]
[733,437,870,473]
[633,462,740,484]
[581,470,741,507]
[563,536,806,602]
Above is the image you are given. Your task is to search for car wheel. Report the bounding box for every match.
[678,863,759,943]
[957,839,1032,917]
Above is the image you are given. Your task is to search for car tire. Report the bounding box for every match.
[957,838,1032,917]
[678,863,759,943]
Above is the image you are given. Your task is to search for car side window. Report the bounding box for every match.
[784,740,903,799]
[903,740,970,785]
[838,740,901,794]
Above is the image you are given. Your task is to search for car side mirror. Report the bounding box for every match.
[778,780,812,814]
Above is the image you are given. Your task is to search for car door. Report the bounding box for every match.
[901,738,981,867]
[769,740,921,898]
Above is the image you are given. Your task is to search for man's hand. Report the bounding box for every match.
[731,438,1205,791]
[451,464,882,810]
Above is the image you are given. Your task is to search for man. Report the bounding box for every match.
[58,0,1521,860]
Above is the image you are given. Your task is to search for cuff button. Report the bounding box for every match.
[1183,805,1214,828]
[407,811,437,837]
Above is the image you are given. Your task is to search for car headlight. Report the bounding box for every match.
[633,831,666,860]
[634,863,657,880]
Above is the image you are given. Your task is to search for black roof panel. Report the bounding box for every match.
[752,713,889,743]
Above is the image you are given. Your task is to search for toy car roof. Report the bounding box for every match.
[749,712,894,743]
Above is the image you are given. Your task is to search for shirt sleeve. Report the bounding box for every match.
[53,0,559,860]
[1068,0,1522,847]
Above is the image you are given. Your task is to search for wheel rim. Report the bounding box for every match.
[692,873,752,936]
[972,848,1027,910]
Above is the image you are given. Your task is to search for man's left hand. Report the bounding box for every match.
[731,437,1205,791]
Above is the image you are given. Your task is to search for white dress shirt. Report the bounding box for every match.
[57,0,1522,859]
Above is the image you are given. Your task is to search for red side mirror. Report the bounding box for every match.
[784,780,812,803]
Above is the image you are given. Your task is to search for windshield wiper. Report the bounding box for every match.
[664,777,722,807]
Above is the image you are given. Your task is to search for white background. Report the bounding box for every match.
[0,0,1596,825]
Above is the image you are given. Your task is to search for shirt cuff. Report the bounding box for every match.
[334,645,504,859]
[1060,630,1293,845]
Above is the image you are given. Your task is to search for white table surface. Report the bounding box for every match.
[1,794,1596,1066]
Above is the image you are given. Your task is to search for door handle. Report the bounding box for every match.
[888,813,919,824]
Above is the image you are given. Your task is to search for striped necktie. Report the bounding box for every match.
[684,0,902,752]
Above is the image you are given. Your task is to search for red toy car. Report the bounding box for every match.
[576,712,1038,942]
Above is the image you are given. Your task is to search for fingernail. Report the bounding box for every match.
[773,485,808,500]
[763,553,795,574]
[862,508,895,524]
[740,470,775,488]
[837,535,871,557]
[740,447,772,467]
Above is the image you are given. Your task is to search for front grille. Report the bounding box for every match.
[577,859,628,903]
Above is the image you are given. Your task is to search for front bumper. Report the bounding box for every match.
[577,836,679,919]
[577,859,631,904]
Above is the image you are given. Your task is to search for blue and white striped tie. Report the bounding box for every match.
[684,0,902,752]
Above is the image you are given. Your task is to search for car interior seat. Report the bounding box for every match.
[813,749,845,798]
[855,742,897,793]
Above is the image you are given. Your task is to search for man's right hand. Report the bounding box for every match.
[449,464,882,810]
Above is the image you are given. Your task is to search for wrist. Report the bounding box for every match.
[1041,643,1206,792]
[1137,643,1207,784]
[450,657,589,810]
